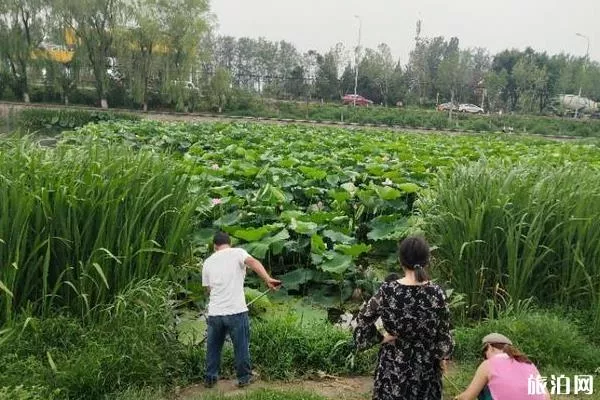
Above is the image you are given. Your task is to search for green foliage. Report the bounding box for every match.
[247,313,377,379]
[219,103,600,137]
[0,279,186,399]
[0,386,58,400]
[452,311,600,371]
[420,160,600,327]
[16,108,140,134]
[244,287,273,316]
[0,139,200,323]
[59,121,600,310]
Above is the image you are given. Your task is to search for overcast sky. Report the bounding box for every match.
[210,0,598,64]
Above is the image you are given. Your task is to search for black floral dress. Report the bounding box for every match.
[353,281,454,400]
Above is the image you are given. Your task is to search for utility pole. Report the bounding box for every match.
[353,15,362,107]
[575,32,590,118]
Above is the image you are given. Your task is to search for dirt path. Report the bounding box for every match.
[173,376,374,400]
[173,363,463,400]
[172,375,597,400]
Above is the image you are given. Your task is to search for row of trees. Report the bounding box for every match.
[201,25,600,114]
[0,0,209,109]
[1,2,599,113]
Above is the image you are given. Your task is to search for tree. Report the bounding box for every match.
[513,57,548,113]
[358,43,395,105]
[159,0,209,110]
[436,49,461,119]
[0,0,46,102]
[41,18,82,106]
[118,0,166,112]
[388,62,407,105]
[283,65,306,99]
[56,0,124,109]
[339,63,355,97]
[491,49,524,110]
[208,66,230,112]
[484,69,508,112]
[315,50,340,100]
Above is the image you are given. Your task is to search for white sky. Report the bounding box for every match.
[210,0,598,64]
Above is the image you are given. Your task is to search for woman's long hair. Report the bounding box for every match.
[398,236,430,282]
[485,343,533,364]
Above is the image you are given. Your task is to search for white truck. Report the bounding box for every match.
[553,94,599,117]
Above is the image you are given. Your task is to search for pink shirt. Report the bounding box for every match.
[487,353,547,400]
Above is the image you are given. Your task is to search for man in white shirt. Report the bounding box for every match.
[202,231,281,388]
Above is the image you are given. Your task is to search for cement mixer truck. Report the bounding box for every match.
[552,94,599,118]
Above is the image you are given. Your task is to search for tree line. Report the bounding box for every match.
[1,1,598,114]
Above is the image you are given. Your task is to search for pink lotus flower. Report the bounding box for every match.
[211,198,222,206]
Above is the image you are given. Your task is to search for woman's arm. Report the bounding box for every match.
[454,361,489,400]
[353,286,386,350]
[434,287,455,361]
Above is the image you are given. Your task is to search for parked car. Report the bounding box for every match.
[459,103,485,114]
[172,80,199,90]
[342,94,373,106]
[437,102,459,112]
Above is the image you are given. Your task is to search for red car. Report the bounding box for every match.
[342,94,373,106]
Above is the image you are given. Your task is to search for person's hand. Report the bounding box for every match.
[265,277,282,290]
[381,333,397,345]
[441,359,449,375]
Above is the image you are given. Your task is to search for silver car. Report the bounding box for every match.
[459,104,485,114]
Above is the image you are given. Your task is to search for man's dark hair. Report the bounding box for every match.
[398,236,430,283]
[213,231,231,246]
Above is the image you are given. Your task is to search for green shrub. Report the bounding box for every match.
[0,140,201,322]
[420,160,600,325]
[0,280,186,399]
[452,311,600,371]
[245,287,274,316]
[17,108,140,134]
[248,313,377,379]
[0,386,59,400]
[179,312,378,382]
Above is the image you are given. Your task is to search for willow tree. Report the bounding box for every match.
[116,0,165,111]
[56,0,124,109]
[0,0,46,103]
[159,0,210,111]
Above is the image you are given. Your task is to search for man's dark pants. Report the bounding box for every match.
[204,311,252,385]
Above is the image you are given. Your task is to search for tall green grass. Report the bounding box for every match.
[0,140,200,323]
[180,311,378,382]
[452,310,600,370]
[0,279,187,399]
[420,160,600,327]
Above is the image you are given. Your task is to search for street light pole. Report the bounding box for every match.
[575,32,590,118]
[353,15,362,107]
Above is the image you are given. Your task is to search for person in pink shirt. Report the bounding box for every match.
[454,333,551,400]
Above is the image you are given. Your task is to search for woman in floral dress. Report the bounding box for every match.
[353,236,454,400]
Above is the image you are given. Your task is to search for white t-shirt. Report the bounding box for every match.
[202,247,250,316]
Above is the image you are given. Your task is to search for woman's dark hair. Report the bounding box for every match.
[398,236,430,283]
[482,343,533,364]
[213,231,231,246]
